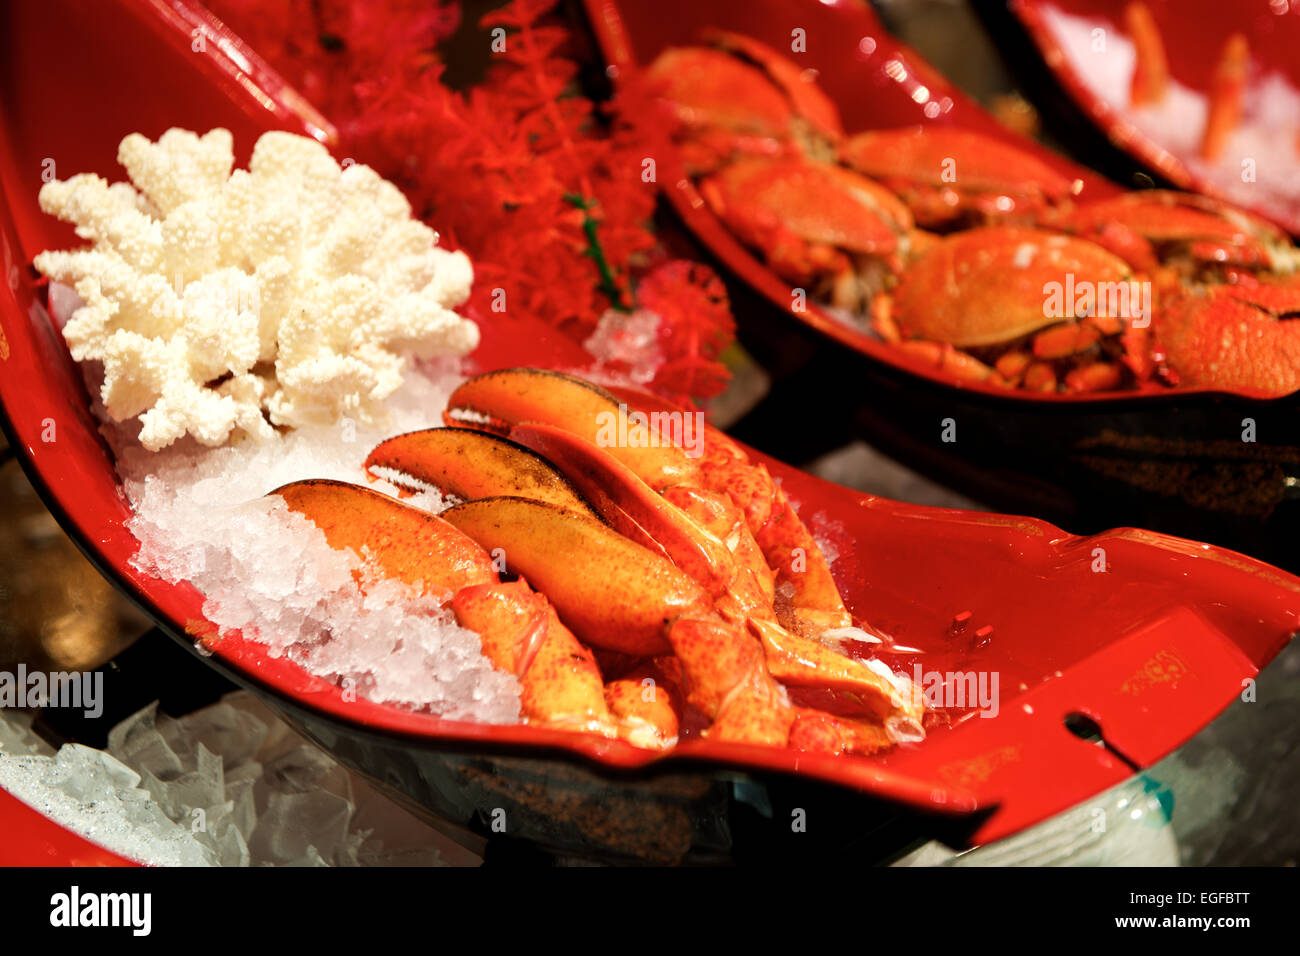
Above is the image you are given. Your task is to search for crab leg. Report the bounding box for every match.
[1201,33,1249,162]
[1124,2,1168,107]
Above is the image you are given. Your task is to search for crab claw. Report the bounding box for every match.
[645,30,842,173]
[699,155,914,310]
[440,496,706,656]
[1156,279,1300,394]
[365,427,595,517]
[700,29,844,142]
[272,479,497,595]
[1050,190,1296,276]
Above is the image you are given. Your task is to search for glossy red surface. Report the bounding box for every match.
[0,788,137,867]
[583,0,1299,402]
[1009,0,1300,235]
[0,0,1297,861]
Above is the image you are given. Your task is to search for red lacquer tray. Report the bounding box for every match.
[0,788,137,866]
[0,0,1297,857]
[581,0,1299,402]
[1004,0,1300,237]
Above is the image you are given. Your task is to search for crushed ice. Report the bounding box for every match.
[109,361,521,725]
[0,694,455,866]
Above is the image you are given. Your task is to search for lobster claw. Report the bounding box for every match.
[440,496,706,656]
[446,368,852,638]
[444,367,699,488]
[443,497,796,741]
[272,478,498,595]
[272,480,619,738]
[365,426,595,517]
[365,419,776,621]
[508,421,741,602]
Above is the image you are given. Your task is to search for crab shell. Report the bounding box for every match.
[645,30,842,172]
[839,126,1078,227]
[700,155,914,284]
[890,226,1136,348]
[1156,279,1300,394]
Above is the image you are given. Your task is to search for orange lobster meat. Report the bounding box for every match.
[352,368,923,753]
[274,475,918,754]
[273,480,635,741]
[430,368,853,637]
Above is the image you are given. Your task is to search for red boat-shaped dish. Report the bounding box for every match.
[1005,0,1300,237]
[582,0,1300,402]
[0,0,1297,851]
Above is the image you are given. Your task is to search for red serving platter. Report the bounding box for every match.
[0,788,137,866]
[582,0,1300,402]
[1006,0,1300,237]
[1,0,1298,860]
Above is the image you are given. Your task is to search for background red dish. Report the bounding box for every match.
[582,0,1299,402]
[0,0,1297,857]
[1004,0,1300,237]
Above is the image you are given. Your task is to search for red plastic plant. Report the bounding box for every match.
[203,0,736,404]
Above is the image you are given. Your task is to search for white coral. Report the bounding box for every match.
[34,128,478,451]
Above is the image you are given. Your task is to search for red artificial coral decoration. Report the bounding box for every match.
[202,0,736,403]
